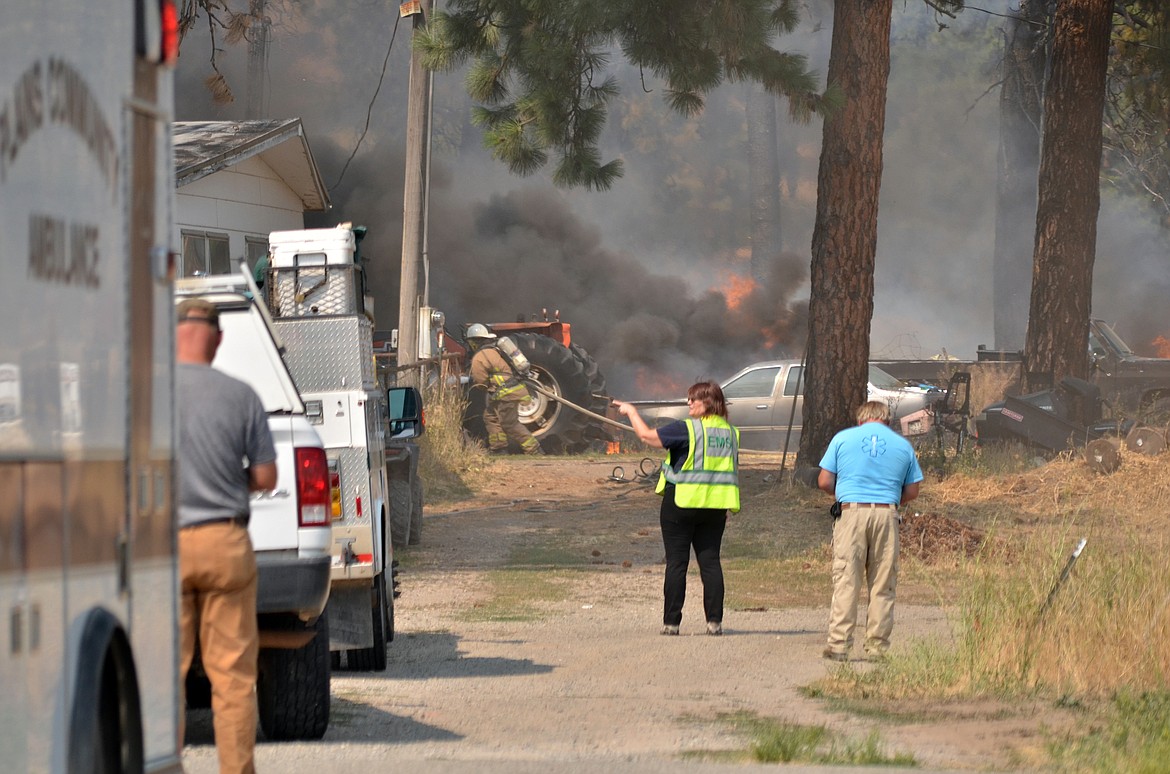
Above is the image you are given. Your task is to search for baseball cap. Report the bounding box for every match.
[176,298,220,330]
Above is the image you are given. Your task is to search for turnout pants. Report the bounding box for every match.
[179,521,259,774]
[827,504,899,655]
[484,398,541,453]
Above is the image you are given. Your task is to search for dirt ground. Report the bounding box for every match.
[183,453,1075,772]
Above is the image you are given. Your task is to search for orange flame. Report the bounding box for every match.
[1152,335,1170,358]
[633,367,689,399]
[720,274,757,311]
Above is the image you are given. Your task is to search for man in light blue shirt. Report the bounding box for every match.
[818,400,923,662]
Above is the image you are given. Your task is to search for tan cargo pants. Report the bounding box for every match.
[179,521,259,774]
[826,503,899,657]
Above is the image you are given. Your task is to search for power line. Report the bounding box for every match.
[330,12,402,192]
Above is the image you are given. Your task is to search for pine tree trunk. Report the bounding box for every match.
[797,0,893,470]
[1023,0,1112,399]
[746,82,782,284]
[992,0,1046,352]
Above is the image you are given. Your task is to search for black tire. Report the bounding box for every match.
[257,611,330,740]
[509,332,606,454]
[343,577,388,672]
[389,474,412,549]
[568,341,611,446]
[408,475,424,545]
[69,613,144,774]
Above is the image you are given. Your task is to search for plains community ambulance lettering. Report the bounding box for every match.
[0,56,119,193]
[28,214,100,288]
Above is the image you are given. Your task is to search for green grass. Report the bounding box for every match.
[459,567,576,622]
[710,711,915,766]
[1046,690,1170,773]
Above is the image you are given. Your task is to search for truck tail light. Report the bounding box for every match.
[328,459,342,519]
[294,447,330,527]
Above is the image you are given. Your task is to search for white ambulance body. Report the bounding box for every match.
[0,2,182,771]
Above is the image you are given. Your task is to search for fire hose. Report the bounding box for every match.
[523,379,636,434]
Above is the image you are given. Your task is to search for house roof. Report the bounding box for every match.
[173,119,330,212]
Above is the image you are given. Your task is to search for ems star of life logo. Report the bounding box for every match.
[861,433,886,458]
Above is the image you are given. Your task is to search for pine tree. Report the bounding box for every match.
[417,0,832,190]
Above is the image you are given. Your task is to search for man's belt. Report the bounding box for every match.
[183,515,249,530]
[841,502,896,509]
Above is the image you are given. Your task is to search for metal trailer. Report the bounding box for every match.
[0,2,183,771]
[266,225,399,671]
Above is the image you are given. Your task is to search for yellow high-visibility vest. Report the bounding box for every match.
[656,416,740,513]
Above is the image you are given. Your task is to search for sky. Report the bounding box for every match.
[174,0,1170,398]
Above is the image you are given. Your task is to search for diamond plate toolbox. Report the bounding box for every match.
[274,317,376,392]
[268,264,361,317]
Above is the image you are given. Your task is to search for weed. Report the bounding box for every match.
[1046,690,1170,773]
[710,711,914,766]
[418,380,491,503]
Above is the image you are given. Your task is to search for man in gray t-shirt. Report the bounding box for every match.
[175,297,275,774]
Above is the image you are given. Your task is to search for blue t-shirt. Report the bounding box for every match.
[818,421,923,505]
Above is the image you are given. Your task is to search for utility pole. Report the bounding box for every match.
[396,0,432,387]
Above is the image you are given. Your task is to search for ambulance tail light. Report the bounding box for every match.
[295,447,330,526]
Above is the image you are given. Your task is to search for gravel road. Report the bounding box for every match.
[181,457,1009,773]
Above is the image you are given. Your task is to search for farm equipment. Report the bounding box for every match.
[442,312,615,454]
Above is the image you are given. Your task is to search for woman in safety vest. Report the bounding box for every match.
[614,382,740,636]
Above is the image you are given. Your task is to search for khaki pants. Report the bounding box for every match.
[179,522,259,774]
[484,399,541,453]
[827,505,899,655]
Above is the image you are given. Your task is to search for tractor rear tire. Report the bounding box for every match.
[509,333,602,454]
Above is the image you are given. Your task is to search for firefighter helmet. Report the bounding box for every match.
[465,323,496,341]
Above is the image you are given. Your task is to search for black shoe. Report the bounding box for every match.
[822,648,849,663]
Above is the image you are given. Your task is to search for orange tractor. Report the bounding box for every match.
[442,311,614,454]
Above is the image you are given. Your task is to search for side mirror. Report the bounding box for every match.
[386,386,425,440]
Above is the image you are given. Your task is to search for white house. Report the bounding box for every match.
[173,119,330,277]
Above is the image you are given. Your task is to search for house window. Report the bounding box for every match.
[245,236,269,284]
[181,231,230,277]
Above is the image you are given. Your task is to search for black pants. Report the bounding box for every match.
[660,487,727,627]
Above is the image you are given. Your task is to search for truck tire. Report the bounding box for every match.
[257,611,330,740]
[509,332,606,454]
[389,474,412,549]
[344,577,388,672]
[408,475,424,545]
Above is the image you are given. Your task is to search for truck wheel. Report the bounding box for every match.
[257,611,330,740]
[408,476,424,545]
[509,332,607,454]
[343,578,388,672]
[389,475,412,549]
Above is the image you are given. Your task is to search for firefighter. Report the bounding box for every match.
[466,323,543,455]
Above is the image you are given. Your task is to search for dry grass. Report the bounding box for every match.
[826,444,1170,701]
[967,362,1021,416]
[417,380,493,502]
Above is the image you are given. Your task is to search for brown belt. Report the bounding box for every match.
[841,502,895,509]
[184,515,249,530]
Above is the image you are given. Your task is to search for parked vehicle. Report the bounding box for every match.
[629,360,939,452]
[880,319,1170,427]
[0,2,183,770]
[174,273,334,740]
[265,225,424,672]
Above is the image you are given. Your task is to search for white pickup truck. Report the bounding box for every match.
[175,274,333,741]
